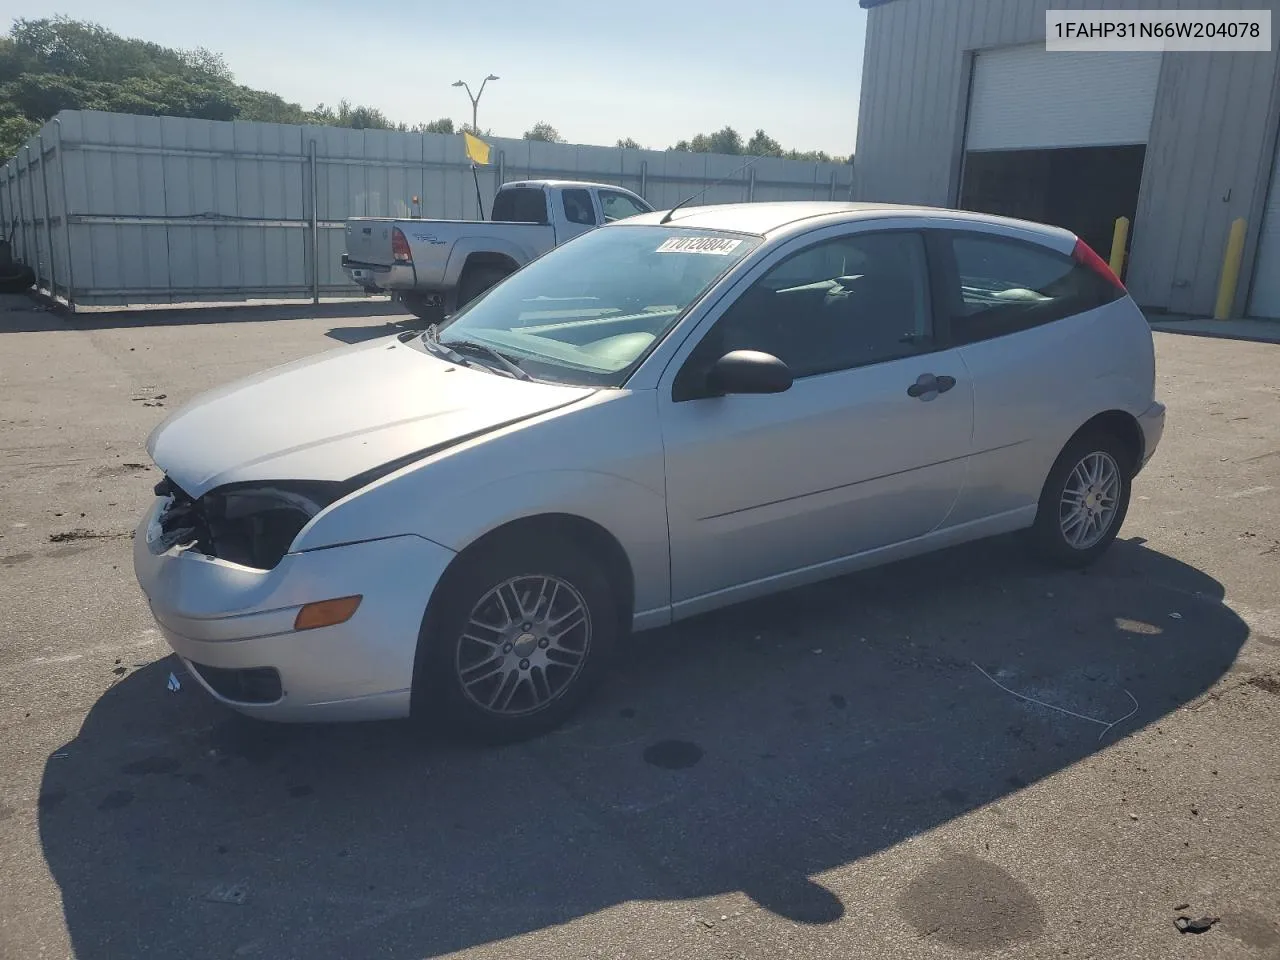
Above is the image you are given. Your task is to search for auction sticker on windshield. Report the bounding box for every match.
[656,236,744,255]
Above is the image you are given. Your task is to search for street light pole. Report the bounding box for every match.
[452,74,499,134]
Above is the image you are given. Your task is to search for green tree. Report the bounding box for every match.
[745,128,783,158]
[704,126,742,155]
[0,113,39,156]
[668,126,848,163]
[5,72,94,119]
[523,121,563,143]
[177,47,233,82]
[7,16,161,82]
[416,117,455,134]
[669,126,742,155]
[334,99,393,130]
[785,148,836,163]
[616,136,642,150]
[0,17,446,156]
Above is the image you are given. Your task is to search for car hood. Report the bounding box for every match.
[147,335,595,498]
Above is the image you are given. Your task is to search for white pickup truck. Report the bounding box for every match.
[342,179,653,322]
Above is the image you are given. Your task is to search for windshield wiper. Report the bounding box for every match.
[421,336,474,368]
[444,339,532,381]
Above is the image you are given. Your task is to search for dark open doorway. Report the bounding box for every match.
[959,145,1147,271]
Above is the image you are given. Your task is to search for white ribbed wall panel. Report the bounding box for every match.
[966,46,1161,151]
[1247,139,1280,318]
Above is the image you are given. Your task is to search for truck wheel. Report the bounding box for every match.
[0,263,36,293]
[457,264,511,309]
[401,294,444,325]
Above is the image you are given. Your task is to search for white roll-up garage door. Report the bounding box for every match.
[966,45,1163,152]
[1247,141,1280,319]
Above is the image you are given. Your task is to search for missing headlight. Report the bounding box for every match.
[155,479,345,570]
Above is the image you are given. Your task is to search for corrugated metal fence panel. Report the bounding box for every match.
[2,130,61,296]
[37,128,70,300]
[68,113,166,295]
[4,149,24,273]
[33,133,58,294]
[3,109,853,307]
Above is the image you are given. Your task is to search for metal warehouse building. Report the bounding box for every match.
[853,0,1280,319]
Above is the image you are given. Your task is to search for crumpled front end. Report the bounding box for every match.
[134,484,456,722]
[148,475,347,571]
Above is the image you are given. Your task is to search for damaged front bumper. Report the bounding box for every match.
[133,496,456,722]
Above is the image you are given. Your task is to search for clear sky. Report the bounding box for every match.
[11,1,866,155]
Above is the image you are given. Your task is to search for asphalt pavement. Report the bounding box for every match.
[1,294,1278,959]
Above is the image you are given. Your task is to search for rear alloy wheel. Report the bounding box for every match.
[419,539,616,742]
[1031,431,1132,567]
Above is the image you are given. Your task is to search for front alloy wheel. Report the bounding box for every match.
[455,575,591,717]
[418,537,618,742]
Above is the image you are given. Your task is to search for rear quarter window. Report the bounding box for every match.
[942,231,1122,345]
[492,188,549,224]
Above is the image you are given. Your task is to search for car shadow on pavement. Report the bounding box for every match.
[38,535,1247,959]
[324,316,426,345]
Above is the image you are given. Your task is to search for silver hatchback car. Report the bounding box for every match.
[134,202,1165,740]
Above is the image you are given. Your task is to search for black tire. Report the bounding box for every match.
[456,264,510,310]
[0,263,36,293]
[414,536,617,743]
[400,293,444,325]
[1030,429,1133,568]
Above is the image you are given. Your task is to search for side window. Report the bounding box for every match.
[689,231,934,382]
[600,190,651,222]
[562,189,596,226]
[491,187,549,224]
[946,232,1121,344]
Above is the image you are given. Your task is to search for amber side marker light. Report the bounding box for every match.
[294,596,362,631]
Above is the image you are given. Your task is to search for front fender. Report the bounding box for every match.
[301,468,671,626]
[295,390,670,624]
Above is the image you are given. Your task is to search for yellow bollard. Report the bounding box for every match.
[1109,216,1130,279]
[1214,217,1248,320]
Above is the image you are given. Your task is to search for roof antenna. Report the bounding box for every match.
[659,155,761,225]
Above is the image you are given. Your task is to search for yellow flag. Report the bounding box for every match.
[463,130,491,165]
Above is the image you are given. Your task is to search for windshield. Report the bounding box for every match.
[433,225,762,386]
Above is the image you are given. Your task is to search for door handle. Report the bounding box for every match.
[907,373,957,400]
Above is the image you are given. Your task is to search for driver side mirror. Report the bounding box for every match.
[704,350,793,397]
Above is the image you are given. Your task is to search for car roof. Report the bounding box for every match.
[505,179,642,195]
[619,201,1078,249]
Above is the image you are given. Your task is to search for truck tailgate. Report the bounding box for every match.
[345,220,395,266]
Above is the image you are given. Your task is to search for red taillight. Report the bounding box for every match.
[1072,237,1125,292]
[391,227,412,263]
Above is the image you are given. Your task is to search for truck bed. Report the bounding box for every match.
[344,218,553,269]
